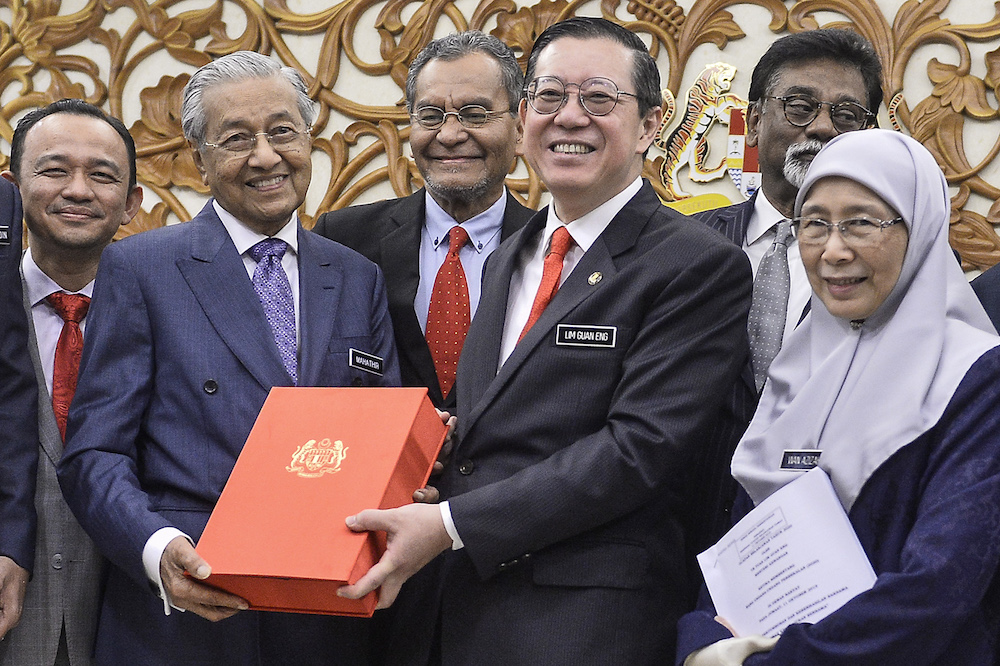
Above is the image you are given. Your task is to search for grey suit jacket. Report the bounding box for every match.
[0,282,102,666]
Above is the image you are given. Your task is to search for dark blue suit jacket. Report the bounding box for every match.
[58,202,399,665]
[0,178,38,572]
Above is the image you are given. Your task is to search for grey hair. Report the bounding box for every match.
[181,51,317,145]
[404,31,523,113]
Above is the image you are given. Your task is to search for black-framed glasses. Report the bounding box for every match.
[203,125,311,157]
[767,94,876,133]
[411,105,512,130]
[525,76,636,116]
[791,216,903,246]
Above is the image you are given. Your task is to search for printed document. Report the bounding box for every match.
[698,467,876,637]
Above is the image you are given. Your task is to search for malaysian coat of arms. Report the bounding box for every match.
[286,438,349,478]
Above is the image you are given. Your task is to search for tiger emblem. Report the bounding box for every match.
[654,62,746,200]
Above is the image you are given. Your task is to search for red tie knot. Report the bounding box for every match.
[46,292,91,324]
[447,226,470,256]
[548,226,573,259]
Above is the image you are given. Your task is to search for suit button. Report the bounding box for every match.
[351,377,363,387]
[51,553,63,570]
[458,460,474,475]
[203,380,218,395]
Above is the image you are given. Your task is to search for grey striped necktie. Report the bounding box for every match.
[747,219,792,392]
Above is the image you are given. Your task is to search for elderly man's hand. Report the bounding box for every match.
[0,556,27,638]
[337,503,452,609]
[160,536,248,622]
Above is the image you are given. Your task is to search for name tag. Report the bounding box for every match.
[780,449,821,471]
[555,324,617,348]
[0,225,9,246]
[348,348,383,376]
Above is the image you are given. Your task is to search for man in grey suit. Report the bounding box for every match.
[1,99,142,665]
[312,31,532,411]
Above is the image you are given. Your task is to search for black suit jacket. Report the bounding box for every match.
[972,263,1000,332]
[0,179,38,572]
[388,182,752,665]
[312,189,533,409]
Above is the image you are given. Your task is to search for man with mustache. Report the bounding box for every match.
[313,31,532,412]
[698,29,883,387]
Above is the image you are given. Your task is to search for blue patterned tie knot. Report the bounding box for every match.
[249,238,297,384]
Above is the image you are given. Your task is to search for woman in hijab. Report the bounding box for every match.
[677,129,1000,665]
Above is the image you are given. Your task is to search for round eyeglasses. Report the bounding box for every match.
[525,76,636,116]
[767,94,875,134]
[411,105,512,130]
[791,216,903,246]
[203,125,311,158]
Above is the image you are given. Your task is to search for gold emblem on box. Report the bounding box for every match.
[286,438,348,478]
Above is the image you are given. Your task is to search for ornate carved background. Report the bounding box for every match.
[0,0,998,269]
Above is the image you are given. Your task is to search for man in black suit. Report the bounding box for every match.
[698,29,883,380]
[0,175,38,642]
[313,31,532,410]
[339,18,752,664]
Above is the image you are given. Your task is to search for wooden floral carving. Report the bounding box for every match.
[0,0,996,268]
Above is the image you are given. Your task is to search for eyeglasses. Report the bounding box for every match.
[525,76,636,116]
[767,94,875,133]
[203,125,311,157]
[411,105,512,130]
[791,216,904,246]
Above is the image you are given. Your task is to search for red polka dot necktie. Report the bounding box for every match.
[46,292,90,443]
[519,226,573,342]
[426,226,471,397]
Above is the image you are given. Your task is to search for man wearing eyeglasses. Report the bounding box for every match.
[58,52,399,665]
[313,31,532,412]
[338,17,752,664]
[698,29,883,388]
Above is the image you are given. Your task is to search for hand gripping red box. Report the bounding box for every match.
[196,387,447,616]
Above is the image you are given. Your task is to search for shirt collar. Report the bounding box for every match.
[545,177,643,252]
[22,247,94,307]
[424,190,507,254]
[746,190,787,245]
[213,199,299,257]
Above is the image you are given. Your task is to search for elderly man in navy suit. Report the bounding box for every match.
[0,170,39,645]
[313,31,533,412]
[339,17,752,664]
[58,52,398,665]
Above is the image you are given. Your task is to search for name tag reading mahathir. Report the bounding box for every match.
[555,324,617,348]
[348,348,384,376]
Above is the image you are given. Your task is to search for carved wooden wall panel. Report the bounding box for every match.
[0,0,997,269]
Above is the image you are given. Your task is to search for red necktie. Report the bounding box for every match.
[425,226,471,397]
[46,293,90,442]
[519,226,573,341]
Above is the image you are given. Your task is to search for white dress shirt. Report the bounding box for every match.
[743,192,811,340]
[21,248,95,396]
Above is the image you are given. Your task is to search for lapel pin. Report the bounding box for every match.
[588,272,603,286]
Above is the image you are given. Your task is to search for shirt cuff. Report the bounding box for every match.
[142,527,191,616]
[439,501,464,550]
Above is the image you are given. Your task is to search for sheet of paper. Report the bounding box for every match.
[698,467,877,638]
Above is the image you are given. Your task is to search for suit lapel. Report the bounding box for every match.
[461,187,657,435]
[177,204,290,390]
[379,194,443,400]
[21,277,62,465]
[297,227,343,387]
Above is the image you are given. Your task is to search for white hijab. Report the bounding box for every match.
[732,129,999,511]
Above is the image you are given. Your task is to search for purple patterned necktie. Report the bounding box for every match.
[249,238,297,384]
